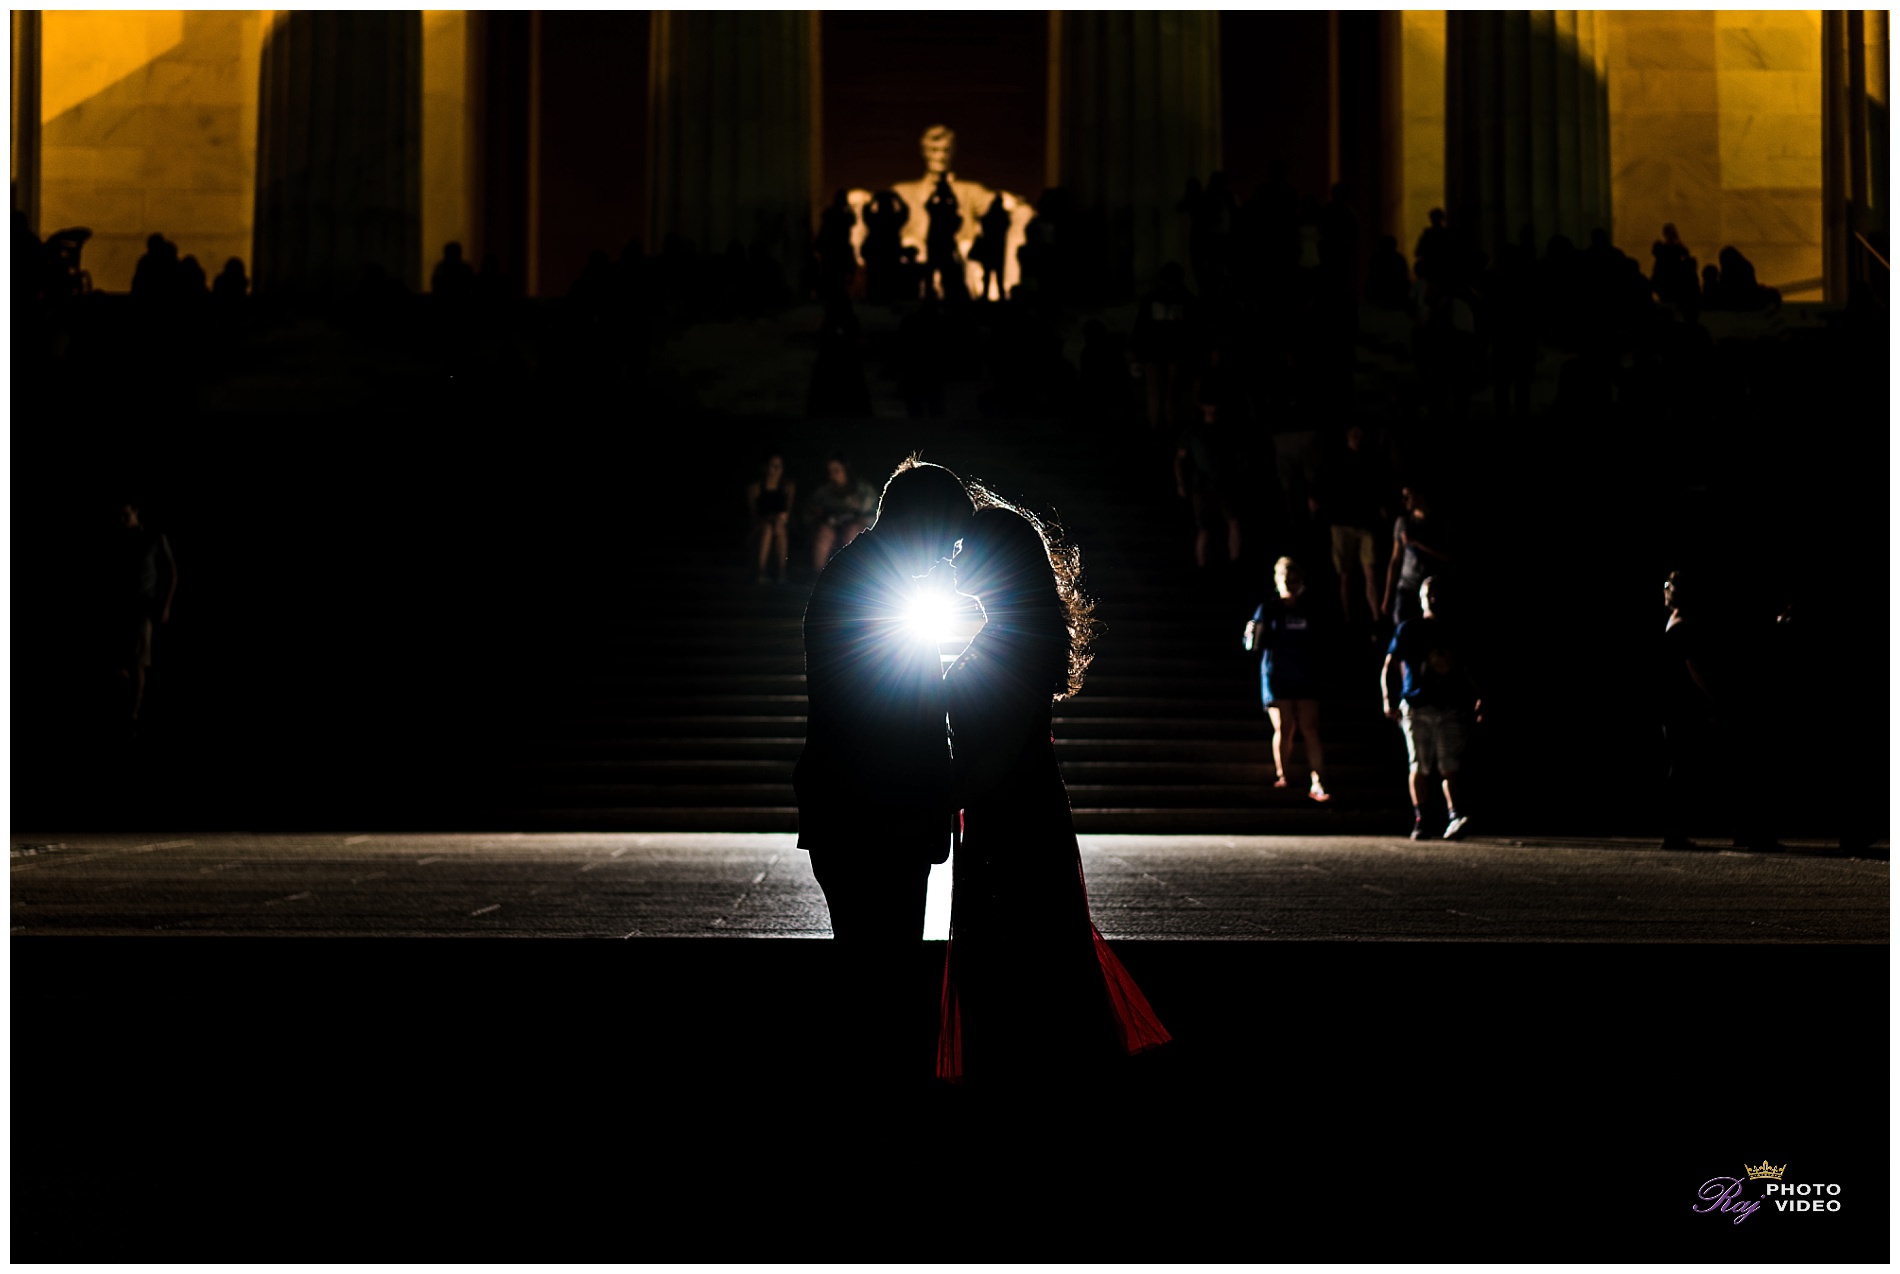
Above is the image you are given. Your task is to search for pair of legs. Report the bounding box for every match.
[810,518,867,573]
[1660,721,1704,847]
[1266,698,1327,798]
[750,513,789,582]
[1400,703,1469,836]
[929,259,968,301]
[1143,358,1183,430]
[1408,765,1463,819]
[809,848,936,1080]
[978,262,1004,303]
[1330,525,1381,624]
[1188,482,1242,568]
[119,663,149,723]
[1661,722,1767,848]
[122,613,154,722]
[809,848,932,942]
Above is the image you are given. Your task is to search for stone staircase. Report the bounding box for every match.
[489,423,1413,834]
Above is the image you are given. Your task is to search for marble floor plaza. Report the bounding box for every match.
[10,830,1886,942]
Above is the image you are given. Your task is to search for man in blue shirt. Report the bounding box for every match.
[1380,576,1480,840]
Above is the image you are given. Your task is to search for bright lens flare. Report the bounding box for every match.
[906,592,956,642]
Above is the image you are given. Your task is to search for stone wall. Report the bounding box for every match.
[1608,10,1822,298]
[40,10,262,293]
[37,9,469,294]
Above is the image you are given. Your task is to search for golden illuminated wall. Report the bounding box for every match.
[1394,11,1822,294]
[422,10,472,287]
[40,10,262,293]
[1399,10,1446,255]
[34,10,467,293]
[1607,10,1823,298]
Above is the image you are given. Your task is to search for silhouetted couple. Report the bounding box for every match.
[794,458,1169,1090]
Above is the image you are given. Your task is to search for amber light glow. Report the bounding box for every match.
[35,9,469,292]
[39,9,259,292]
[17,10,1835,299]
[1609,10,1825,299]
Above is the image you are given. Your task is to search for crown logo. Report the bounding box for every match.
[1744,1161,1787,1181]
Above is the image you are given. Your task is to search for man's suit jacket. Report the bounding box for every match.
[794,531,953,861]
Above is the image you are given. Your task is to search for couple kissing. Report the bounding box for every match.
[794,455,1170,1087]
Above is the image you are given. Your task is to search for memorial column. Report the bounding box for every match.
[1823,9,1890,299]
[647,10,817,277]
[1446,10,1609,262]
[1866,10,1890,254]
[253,11,422,294]
[1056,10,1221,294]
[12,10,41,231]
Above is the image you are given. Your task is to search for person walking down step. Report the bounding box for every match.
[1380,576,1481,840]
[115,497,178,727]
[1245,557,1332,802]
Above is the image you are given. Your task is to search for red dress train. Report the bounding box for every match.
[935,634,1171,1084]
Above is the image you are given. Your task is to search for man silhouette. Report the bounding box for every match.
[798,457,972,930]
[796,456,974,1073]
[430,241,476,300]
[923,176,967,301]
[972,194,1012,302]
[117,498,178,725]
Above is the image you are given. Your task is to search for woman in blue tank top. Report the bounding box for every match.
[1244,557,1331,802]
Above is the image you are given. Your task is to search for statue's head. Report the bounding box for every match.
[921,126,955,174]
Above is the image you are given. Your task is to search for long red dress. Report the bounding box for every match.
[935,621,1171,1084]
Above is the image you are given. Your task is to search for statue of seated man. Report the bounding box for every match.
[849,125,1034,300]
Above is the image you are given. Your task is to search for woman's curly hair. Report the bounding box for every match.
[964,482,1097,700]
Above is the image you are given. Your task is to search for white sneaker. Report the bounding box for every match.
[1442,814,1470,841]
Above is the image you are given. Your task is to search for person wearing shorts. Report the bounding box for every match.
[1313,422,1389,625]
[1381,577,1479,840]
[1399,702,1465,778]
[1330,524,1377,590]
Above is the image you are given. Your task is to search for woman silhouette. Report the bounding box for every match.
[937,498,1170,1085]
[745,453,795,584]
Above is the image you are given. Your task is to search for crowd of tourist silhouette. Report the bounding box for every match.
[9,143,1885,852]
[12,170,1813,435]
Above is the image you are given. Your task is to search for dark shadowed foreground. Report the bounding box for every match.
[12,833,1888,1262]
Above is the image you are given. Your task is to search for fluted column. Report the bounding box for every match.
[1823,10,1851,298]
[1446,11,1609,262]
[1057,10,1222,293]
[646,10,816,274]
[1867,10,1890,252]
[253,11,422,294]
[11,10,41,232]
[1823,9,1890,299]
